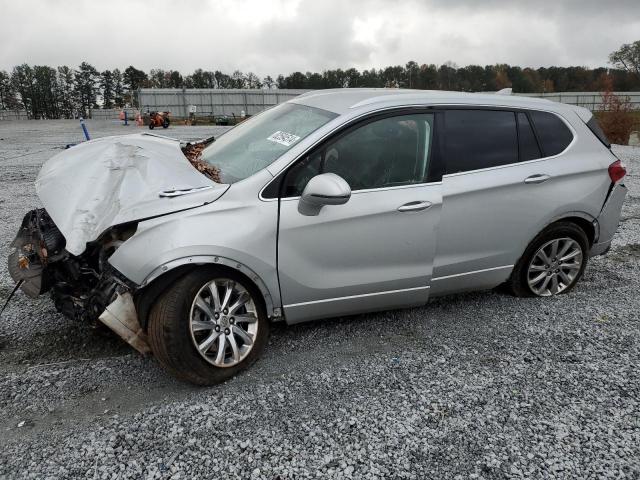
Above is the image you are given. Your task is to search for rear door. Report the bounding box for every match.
[276,111,443,323]
[431,108,590,295]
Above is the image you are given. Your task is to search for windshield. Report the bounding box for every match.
[200,102,338,183]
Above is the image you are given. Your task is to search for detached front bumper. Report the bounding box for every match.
[590,183,628,256]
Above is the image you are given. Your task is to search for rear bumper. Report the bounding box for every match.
[589,183,627,257]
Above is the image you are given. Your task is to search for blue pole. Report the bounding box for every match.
[124,110,128,126]
[80,117,90,141]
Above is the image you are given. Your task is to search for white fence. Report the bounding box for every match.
[137,88,311,118]
[89,108,137,120]
[137,89,639,116]
[519,92,640,111]
[0,110,29,120]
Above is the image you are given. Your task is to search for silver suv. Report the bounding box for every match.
[8,89,627,385]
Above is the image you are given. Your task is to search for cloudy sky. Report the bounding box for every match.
[1,0,638,76]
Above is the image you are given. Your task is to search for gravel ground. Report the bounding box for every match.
[0,120,639,479]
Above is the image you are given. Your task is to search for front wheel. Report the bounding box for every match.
[162,119,169,128]
[148,122,155,130]
[508,222,588,297]
[148,267,270,385]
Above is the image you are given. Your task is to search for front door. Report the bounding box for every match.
[276,112,442,323]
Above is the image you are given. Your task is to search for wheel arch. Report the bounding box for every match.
[547,212,596,247]
[509,212,596,283]
[134,256,278,330]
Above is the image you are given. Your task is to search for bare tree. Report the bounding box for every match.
[609,40,640,77]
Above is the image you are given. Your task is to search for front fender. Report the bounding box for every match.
[108,177,280,316]
[141,255,277,317]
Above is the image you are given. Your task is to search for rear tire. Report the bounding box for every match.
[148,123,154,130]
[508,222,589,297]
[148,267,269,385]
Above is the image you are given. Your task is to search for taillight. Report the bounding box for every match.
[608,160,626,183]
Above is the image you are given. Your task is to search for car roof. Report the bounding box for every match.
[289,88,578,116]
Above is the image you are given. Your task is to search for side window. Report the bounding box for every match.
[444,110,518,174]
[529,111,573,157]
[283,113,434,196]
[517,112,542,161]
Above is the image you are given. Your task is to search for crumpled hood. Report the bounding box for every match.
[36,133,228,255]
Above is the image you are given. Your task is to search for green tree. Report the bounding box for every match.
[405,61,419,88]
[11,64,35,116]
[245,72,261,89]
[100,70,115,108]
[74,62,99,116]
[262,75,276,89]
[123,66,148,106]
[0,70,20,110]
[112,68,125,108]
[57,66,76,118]
[169,70,183,88]
[33,65,59,118]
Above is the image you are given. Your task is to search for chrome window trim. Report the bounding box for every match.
[258,103,577,201]
[431,264,514,281]
[283,285,430,308]
[275,181,443,203]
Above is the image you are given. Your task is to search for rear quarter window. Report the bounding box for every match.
[586,116,611,148]
[529,111,574,157]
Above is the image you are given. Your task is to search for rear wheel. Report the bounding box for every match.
[508,222,588,297]
[148,122,154,130]
[148,267,269,385]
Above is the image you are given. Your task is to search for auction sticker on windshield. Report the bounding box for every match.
[267,131,301,147]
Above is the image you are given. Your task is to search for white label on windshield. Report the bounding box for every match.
[267,131,301,147]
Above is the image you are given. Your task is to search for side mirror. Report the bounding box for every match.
[298,173,351,216]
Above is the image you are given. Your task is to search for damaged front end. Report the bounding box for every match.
[8,208,150,353]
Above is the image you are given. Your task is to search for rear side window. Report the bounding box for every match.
[517,113,542,161]
[444,110,518,173]
[586,116,611,148]
[529,111,573,157]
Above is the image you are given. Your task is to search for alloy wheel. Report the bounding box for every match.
[189,279,259,367]
[527,237,583,296]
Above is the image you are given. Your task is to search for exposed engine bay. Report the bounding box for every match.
[8,208,137,325]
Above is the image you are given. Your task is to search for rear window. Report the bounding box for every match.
[529,111,573,157]
[444,110,518,173]
[586,116,611,148]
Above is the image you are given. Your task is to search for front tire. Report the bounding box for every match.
[508,222,589,297]
[148,267,270,385]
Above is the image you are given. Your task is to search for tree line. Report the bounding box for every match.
[1,41,639,119]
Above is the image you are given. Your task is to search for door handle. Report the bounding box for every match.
[524,174,551,184]
[397,200,432,212]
